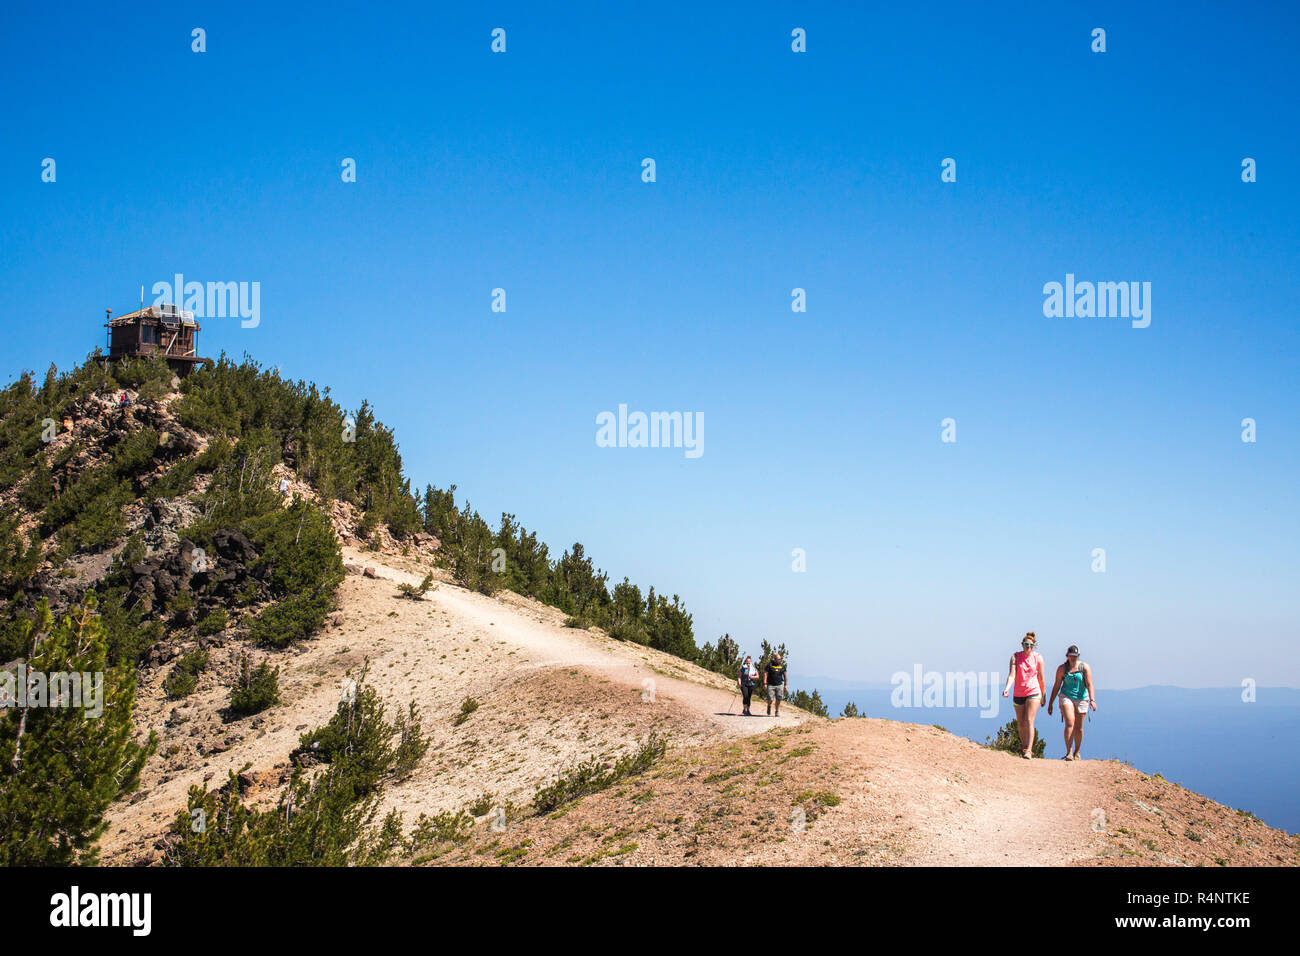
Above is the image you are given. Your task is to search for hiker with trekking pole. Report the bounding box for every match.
[737,654,758,716]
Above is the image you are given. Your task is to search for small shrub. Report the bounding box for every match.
[985,719,1047,758]
[165,648,209,699]
[249,592,331,648]
[407,810,474,858]
[606,619,650,644]
[793,790,841,808]
[392,701,429,780]
[532,734,666,814]
[396,572,435,600]
[196,608,228,636]
[453,697,479,726]
[294,665,429,796]
[166,590,195,624]
[229,652,280,715]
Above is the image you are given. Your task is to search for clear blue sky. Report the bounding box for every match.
[3,1,1297,688]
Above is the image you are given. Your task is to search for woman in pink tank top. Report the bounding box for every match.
[1002,631,1046,759]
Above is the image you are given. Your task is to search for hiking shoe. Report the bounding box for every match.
[1062,754,1073,761]
[1021,752,1032,759]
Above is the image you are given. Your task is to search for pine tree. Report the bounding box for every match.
[0,597,156,865]
[789,688,828,717]
[228,652,280,715]
[696,632,740,676]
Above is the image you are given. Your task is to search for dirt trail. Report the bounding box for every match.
[366,552,803,732]
[442,719,1112,866]
[101,548,807,863]
[800,720,1109,865]
[445,718,1297,867]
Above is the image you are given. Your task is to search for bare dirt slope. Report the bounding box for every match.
[100,547,808,863]
[439,719,1299,867]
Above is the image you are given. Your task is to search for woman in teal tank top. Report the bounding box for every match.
[1047,644,1097,760]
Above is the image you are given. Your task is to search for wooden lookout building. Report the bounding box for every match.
[104,303,206,375]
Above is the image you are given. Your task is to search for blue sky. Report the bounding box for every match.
[2,1,1297,688]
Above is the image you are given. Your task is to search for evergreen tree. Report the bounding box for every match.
[789,688,828,717]
[0,597,155,865]
[696,632,741,676]
[228,652,280,715]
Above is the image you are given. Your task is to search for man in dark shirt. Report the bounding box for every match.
[763,653,788,717]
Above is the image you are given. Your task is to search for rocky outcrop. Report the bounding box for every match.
[128,531,261,617]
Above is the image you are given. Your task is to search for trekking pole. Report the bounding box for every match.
[727,691,738,714]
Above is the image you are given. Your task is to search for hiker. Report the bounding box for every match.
[737,655,758,716]
[763,652,788,717]
[1002,631,1046,759]
[1047,645,1097,761]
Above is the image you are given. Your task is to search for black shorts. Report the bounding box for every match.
[1013,694,1041,706]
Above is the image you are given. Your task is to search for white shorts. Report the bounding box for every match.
[1058,696,1088,717]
